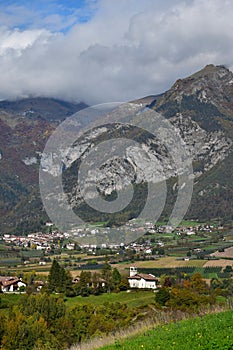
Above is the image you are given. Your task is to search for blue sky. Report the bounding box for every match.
[0,0,98,31]
[0,0,232,103]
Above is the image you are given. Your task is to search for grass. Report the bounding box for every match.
[0,293,23,314]
[99,310,233,350]
[115,257,206,271]
[0,244,8,251]
[180,220,204,227]
[65,290,155,309]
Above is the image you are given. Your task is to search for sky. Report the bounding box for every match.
[0,0,233,104]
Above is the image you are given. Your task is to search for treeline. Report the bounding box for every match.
[140,265,233,279]
[45,259,129,297]
[155,273,233,310]
[0,294,135,350]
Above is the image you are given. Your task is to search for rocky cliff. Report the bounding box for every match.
[0,65,233,233]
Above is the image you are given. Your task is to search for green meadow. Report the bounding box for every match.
[100,310,233,350]
[65,290,155,309]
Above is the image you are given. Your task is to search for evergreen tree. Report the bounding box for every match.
[101,262,113,293]
[77,271,92,296]
[112,268,121,290]
[48,259,72,294]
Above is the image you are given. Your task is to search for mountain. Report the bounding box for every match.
[56,64,232,229]
[0,65,233,234]
[0,97,87,122]
[150,64,233,222]
[0,98,88,233]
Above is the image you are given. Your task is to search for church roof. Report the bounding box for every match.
[128,273,157,281]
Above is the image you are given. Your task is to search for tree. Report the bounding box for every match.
[155,288,170,306]
[48,259,72,294]
[118,276,129,291]
[224,265,232,273]
[48,260,60,292]
[101,263,113,293]
[75,271,92,296]
[190,273,208,294]
[1,308,59,350]
[112,268,121,290]
[160,275,175,288]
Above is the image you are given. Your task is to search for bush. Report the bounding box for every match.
[155,288,170,306]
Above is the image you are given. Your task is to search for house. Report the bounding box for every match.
[0,276,26,293]
[34,280,45,292]
[128,267,158,289]
[72,275,106,288]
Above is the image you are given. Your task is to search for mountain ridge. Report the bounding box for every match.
[0,65,232,234]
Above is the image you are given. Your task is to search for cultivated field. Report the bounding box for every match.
[203,259,233,268]
[115,257,206,274]
[210,246,233,258]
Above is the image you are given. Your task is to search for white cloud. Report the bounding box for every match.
[0,0,233,104]
[0,28,51,55]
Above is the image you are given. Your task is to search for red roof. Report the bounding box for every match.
[0,276,19,286]
[128,273,157,281]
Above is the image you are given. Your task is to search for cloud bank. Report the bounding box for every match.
[0,0,233,104]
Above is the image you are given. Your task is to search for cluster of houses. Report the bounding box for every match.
[1,221,222,255]
[0,266,158,293]
[2,230,69,251]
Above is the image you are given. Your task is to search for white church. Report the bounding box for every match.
[128,266,158,289]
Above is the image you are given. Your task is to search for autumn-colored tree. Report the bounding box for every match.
[190,273,208,294]
[118,276,130,291]
[1,308,59,350]
[20,293,66,326]
[160,274,175,288]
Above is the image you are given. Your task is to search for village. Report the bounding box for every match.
[0,222,233,349]
[1,220,232,297]
[1,220,223,252]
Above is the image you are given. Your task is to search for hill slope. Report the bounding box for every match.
[0,65,233,234]
[150,64,233,222]
[99,310,233,350]
[0,98,87,233]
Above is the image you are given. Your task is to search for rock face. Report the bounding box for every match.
[0,65,233,233]
[169,114,231,175]
[151,64,233,221]
[61,65,232,226]
[158,64,233,118]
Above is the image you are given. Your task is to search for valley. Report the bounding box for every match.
[0,64,233,350]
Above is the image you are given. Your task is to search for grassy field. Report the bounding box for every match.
[115,257,206,273]
[65,290,155,309]
[0,290,155,314]
[99,310,233,350]
[0,293,22,314]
